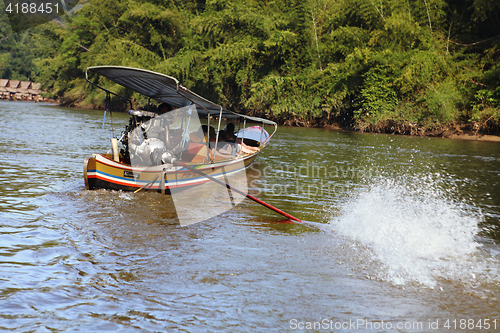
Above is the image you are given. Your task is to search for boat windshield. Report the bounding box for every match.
[127,105,248,226]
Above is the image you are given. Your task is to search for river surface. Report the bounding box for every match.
[1,100,500,332]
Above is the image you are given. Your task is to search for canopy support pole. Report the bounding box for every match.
[239,118,246,157]
[214,106,223,161]
[102,91,109,130]
[206,111,211,163]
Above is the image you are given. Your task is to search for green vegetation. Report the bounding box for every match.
[1,0,500,134]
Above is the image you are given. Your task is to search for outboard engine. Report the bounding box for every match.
[121,110,164,164]
[121,109,180,166]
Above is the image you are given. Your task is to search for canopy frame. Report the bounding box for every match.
[85,66,277,129]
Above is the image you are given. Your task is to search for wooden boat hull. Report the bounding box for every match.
[84,153,258,193]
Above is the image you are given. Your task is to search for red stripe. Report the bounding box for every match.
[90,173,211,189]
[96,153,250,174]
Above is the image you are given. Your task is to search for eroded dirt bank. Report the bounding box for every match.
[355,120,500,143]
[275,117,500,143]
[57,101,500,143]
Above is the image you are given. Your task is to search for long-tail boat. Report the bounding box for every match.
[81,66,329,229]
[83,66,277,196]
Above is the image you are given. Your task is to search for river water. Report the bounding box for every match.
[1,101,500,332]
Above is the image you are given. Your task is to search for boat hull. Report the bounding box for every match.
[84,153,258,193]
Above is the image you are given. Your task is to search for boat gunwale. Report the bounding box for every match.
[85,152,259,191]
[93,151,259,173]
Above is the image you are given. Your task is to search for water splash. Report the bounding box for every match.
[329,174,499,288]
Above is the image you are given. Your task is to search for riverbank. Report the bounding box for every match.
[355,120,500,143]
[264,114,500,143]
[53,99,500,143]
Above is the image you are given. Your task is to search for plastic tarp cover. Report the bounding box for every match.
[128,105,247,226]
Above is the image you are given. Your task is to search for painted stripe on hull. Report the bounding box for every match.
[95,153,249,173]
[87,165,246,189]
[85,153,257,193]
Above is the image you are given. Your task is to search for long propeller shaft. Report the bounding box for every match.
[176,160,304,223]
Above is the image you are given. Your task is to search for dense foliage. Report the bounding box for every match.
[1,0,500,132]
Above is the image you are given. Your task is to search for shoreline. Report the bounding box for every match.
[82,103,500,143]
[278,118,500,143]
[355,122,500,143]
[6,99,497,143]
[440,132,500,143]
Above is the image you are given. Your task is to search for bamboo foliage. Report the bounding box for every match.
[2,0,498,130]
